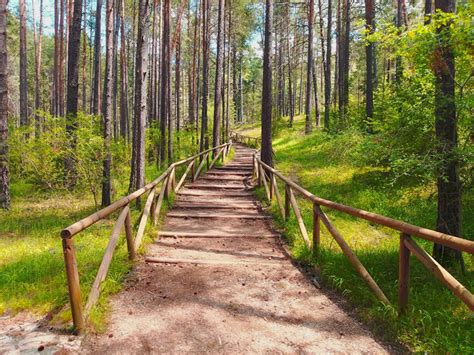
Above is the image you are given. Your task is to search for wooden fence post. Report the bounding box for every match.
[398,232,410,315]
[284,184,291,221]
[191,158,196,182]
[124,208,136,260]
[313,203,321,254]
[62,237,85,334]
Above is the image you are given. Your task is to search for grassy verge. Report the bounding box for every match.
[0,131,207,331]
[237,118,473,353]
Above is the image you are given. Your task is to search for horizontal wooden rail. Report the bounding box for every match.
[256,158,473,253]
[60,142,231,334]
[251,150,473,314]
[230,131,261,147]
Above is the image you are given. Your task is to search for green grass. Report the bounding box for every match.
[238,117,474,353]
[0,131,221,331]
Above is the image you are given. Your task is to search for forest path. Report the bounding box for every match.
[83,145,389,353]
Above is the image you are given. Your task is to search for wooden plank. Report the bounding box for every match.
[145,257,282,266]
[287,187,311,248]
[398,232,410,315]
[173,202,258,209]
[153,176,168,226]
[312,203,321,254]
[85,206,129,317]
[186,183,250,190]
[134,187,156,251]
[259,164,271,202]
[209,147,225,169]
[175,159,195,193]
[284,184,291,221]
[124,207,136,261]
[167,212,270,219]
[315,205,391,305]
[194,152,209,180]
[272,174,285,219]
[177,190,253,197]
[404,236,474,311]
[158,231,278,239]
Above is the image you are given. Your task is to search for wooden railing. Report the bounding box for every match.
[231,131,261,147]
[60,143,232,333]
[252,151,474,314]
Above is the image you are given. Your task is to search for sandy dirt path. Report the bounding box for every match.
[82,145,392,354]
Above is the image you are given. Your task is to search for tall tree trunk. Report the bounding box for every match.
[365,0,374,130]
[305,0,314,134]
[119,0,129,141]
[0,0,9,210]
[130,0,150,201]
[112,0,120,140]
[53,0,59,115]
[32,0,43,136]
[92,0,103,115]
[200,0,210,152]
[312,61,320,126]
[212,0,225,148]
[395,0,403,84]
[189,1,198,135]
[81,0,87,113]
[101,0,114,207]
[338,0,349,119]
[261,0,273,167]
[424,0,433,24]
[432,0,462,267]
[59,0,65,117]
[160,0,170,163]
[176,20,181,145]
[225,0,232,141]
[19,0,28,127]
[65,0,83,187]
[286,3,294,126]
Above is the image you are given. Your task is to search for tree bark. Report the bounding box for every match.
[59,0,65,117]
[212,0,225,148]
[19,0,28,127]
[432,0,462,267]
[92,0,103,115]
[305,0,314,134]
[65,0,83,187]
[0,0,9,210]
[261,0,273,167]
[32,0,43,136]
[365,0,374,129]
[424,0,433,25]
[160,0,170,163]
[81,0,87,113]
[130,0,150,200]
[119,0,129,141]
[200,0,210,152]
[101,0,114,207]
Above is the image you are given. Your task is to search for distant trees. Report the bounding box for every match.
[261,0,273,167]
[305,0,314,134]
[0,0,9,210]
